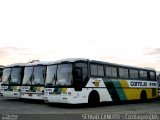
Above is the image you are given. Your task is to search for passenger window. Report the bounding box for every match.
[139,70,148,79]
[90,64,104,77]
[98,65,104,76]
[150,72,156,80]
[91,64,97,76]
[119,68,129,78]
[129,69,138,79]
[105,66,117,77]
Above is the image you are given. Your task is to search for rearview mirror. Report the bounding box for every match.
[73,67,83,91]
[73,68,82,79]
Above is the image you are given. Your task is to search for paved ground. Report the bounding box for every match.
[0,97,160,120]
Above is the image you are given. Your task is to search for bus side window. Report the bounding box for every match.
[105,66,117,78]
[90,64,97,76]
[129,69,138,79]
[90,64,104,77]
[150,71,156,81]
[119,68,129,79]
[139,70,148,80]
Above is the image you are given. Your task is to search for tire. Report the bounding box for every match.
[140,90,147,102]
[88,91,100,107]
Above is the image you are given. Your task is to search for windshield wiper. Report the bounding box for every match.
[22,82,31,86]
[35,83,44,86]
[46,83,54,86]
[10,83,21,85]
[1,83,9,86]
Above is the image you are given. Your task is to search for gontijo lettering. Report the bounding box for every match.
[130,81,147,86]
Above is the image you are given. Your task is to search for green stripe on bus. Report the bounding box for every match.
[112,80,127,100]
[104,79,121,102]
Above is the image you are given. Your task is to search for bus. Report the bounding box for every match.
[0,66,4,96]
[21,62,47,100]
[44,58,158,105]
[1,63,25,98]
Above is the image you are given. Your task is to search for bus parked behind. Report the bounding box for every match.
[1,63,25,98]
[21,61,47,100]
[0,66,4,96]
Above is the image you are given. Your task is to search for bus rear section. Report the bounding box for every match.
[157,71,160,97]
[1,63,25,98]
[21,62,47,100]
[44,58,158,105]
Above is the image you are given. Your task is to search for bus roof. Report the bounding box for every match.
[90,60,155,71]
[5,63,26,68]
[24,61,51,66]
[46,58,155,71]
[0,65,4,68]
[46,58,88,65]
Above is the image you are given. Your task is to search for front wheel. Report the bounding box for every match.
[88,91,100,107]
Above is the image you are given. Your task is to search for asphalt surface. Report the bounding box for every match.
[0,97,160,120]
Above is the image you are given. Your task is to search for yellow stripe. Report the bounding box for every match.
[13,86,17,90]
[119,80,130,100]
[62,88,67,94]
[119,80,158,100]
[36,87,41,91]
[119,80,129,88]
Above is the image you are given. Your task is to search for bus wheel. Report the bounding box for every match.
[88,91,100,107]
[140,90,147,102]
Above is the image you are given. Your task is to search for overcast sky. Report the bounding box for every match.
[0,0,160,70]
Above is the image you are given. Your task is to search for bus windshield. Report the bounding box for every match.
[10,67,22,85]
[56,64,72,86]
[2,68,11,85]
[22,67,33,85]
[45,64,72,86]
[32,66,46,85]
[45,65,57,86]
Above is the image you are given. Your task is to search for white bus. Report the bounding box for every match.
[0,66,4,96]
[44,58,158,105]
[21,62,47,100]
[1,63,25,98]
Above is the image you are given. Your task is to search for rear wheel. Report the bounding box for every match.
[88,91,100,107]
[140,90,147,102]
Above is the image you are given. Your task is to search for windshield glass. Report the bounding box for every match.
[56,64,72,86]
[32,66,46,85]
[22,67,33,85]
[2,68,11,84]
[10,67,22,85]
[45,65,57,86]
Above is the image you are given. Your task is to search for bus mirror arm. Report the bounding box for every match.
[73,67,82,80]
[73,67,83,91]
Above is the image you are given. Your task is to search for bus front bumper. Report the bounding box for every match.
[44,94,86,104]
[21,92,44,100]
[2,91,21,98]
